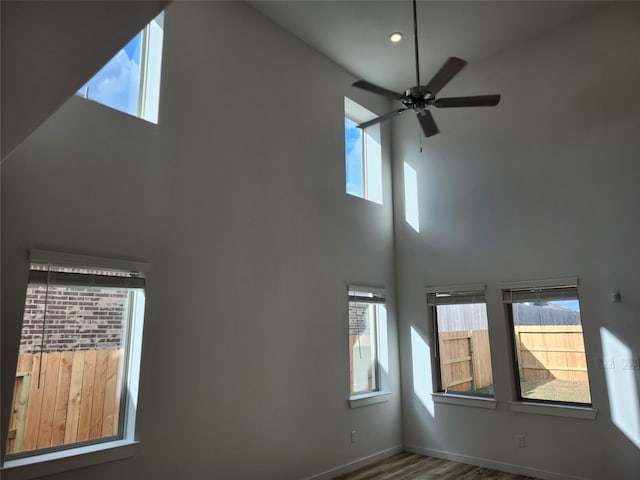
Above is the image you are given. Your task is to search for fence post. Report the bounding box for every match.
[468,331,475,391]
[10,370,32,453]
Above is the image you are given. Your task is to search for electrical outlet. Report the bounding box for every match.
[597,357,615,369]
[622,358,640,370]
[350,430,357,444]
[515,434,525,448]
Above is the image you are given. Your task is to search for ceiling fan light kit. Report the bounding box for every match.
[353,0,501,137]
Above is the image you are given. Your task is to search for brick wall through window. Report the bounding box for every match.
[20,285,128,353]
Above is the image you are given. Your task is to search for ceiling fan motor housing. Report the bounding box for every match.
[403,86,433,111]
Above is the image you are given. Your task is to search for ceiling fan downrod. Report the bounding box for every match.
[412,0,420,88]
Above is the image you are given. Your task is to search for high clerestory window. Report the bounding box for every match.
[77,12,164,123]
[344,98,383,204]
[4,251,148,464]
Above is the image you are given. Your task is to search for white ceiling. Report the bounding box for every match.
[250,1,609,93]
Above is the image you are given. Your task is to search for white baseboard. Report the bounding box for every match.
[302,445,403,480]
[404,444,592,480]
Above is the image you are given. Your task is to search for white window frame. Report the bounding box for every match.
[501,277,598,420]
[1,250,150,480]
[347,286,390,408]
[344,98,383,204]
[137,12,164,123]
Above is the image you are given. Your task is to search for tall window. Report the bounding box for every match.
[5,252,147,459]
[348,288,387,395]
[344,98,383,204]
[427,285,494,396]
[77,12,164,123]
[503,279,592,405]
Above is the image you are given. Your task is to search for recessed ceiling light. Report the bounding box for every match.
[389,32,403,43]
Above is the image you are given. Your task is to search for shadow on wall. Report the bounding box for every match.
[600,327,640,449]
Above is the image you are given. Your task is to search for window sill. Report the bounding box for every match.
[509,401,598,420]
[432,393,497,409]
[1,440,140,480]
[349,391,391,408]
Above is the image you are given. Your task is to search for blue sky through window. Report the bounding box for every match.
[78,31,143,117]
[549,300,580,312]
[345,117,363,197]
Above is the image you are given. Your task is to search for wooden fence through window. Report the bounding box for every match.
[514,325,588,382]
[438,330,493,391]
[439,326,588,392]
[7,349,123,455]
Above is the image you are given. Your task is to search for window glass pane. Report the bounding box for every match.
[512,300,591,404]
[435,303,493,395]
[78,33,143,118]
[349,302,378,394]
[345,117,364,198]
[77,12,164,123]
[6,273,136,456]
[344,98,384,204]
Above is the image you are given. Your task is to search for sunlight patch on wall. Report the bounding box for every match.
[378,305,390,386]
[411,326,434,416]
[601,327,640,448]
[404,162,420,232]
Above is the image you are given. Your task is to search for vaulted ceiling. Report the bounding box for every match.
[1,1,610,161]
[250,1,609,93]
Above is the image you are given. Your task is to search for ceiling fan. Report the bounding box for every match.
[352,0,501,137]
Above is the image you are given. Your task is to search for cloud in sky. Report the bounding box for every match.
[79,33,142,117]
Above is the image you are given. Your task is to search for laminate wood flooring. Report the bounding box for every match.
[333,452,540,480]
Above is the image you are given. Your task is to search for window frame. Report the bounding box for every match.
[345,115,368,199]
[1,250,150,479]
[502,277,594,408]
[426,284,494,399]
[347,286,390,407]
[344,98,383,204]
[76,12,164,123]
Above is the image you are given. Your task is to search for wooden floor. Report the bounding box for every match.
[333,452,539,480]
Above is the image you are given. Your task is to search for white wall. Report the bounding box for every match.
[1,2,401,478]
[394,3,640,480]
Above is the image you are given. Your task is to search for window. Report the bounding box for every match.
[4,251,147,462]
[427,285,494,396]
[503,279,592,405]
[344,98,383,204]
[77,12,164,123]
[348,288,388,397]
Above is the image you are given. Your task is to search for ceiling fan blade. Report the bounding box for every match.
[417,110,439,137]
[434,94,501,108]
[424,57,467,95]
[358,108,407,129]
[352,80,404,100]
